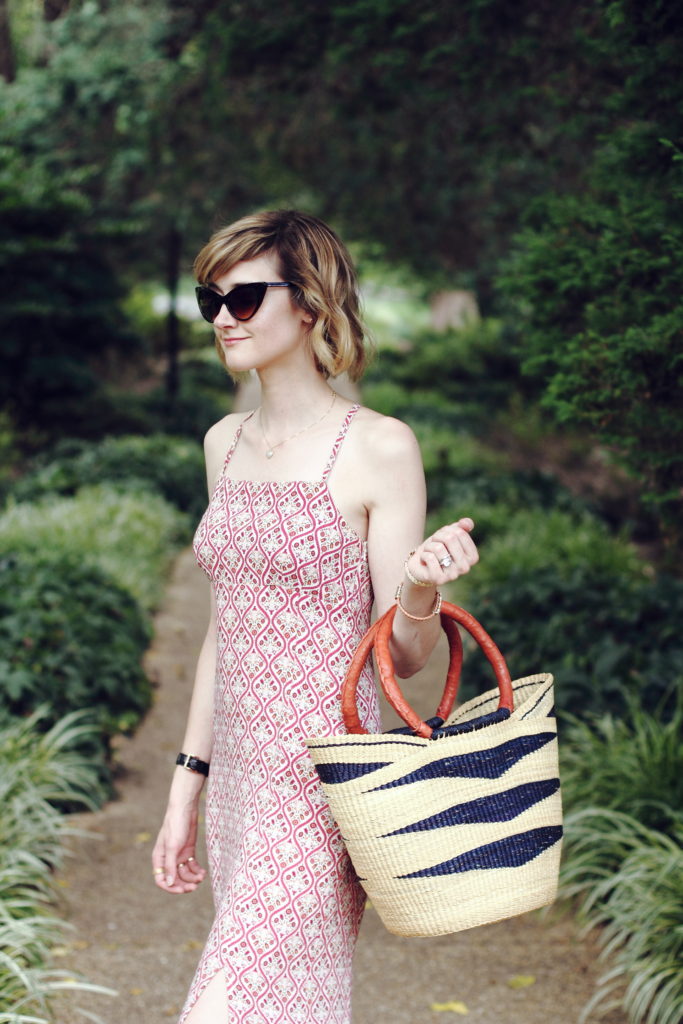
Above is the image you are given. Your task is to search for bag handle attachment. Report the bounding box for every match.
[341,600,513,739]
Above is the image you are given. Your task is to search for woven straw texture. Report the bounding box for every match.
[306,603,562,938]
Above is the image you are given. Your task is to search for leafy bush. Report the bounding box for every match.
[0,554,151,753]
[112,370,231,441]
[469,508,640,587]
[0,485,187,612]
[561,810,683,1024]
[462,558,683,718]
[10,433,207,522]
[0,711,114,1023]
[498,134,683,553]
[426,465,591,539]
[0,151,140,445]
[363,318,525,433]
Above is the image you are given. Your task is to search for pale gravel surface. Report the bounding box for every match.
[53,549,625,1024]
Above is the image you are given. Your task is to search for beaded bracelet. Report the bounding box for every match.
[403,550,433,588]
[395,582,442,620]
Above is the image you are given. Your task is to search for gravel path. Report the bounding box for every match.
[54,549,625,1024]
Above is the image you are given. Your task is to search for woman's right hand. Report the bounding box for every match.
[152,795,207,894]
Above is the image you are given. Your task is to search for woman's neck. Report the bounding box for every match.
[257,368,336,433]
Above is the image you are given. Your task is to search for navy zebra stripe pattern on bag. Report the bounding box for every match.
[307,666,563,937]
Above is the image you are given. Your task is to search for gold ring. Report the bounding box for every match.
[153,867,165,875]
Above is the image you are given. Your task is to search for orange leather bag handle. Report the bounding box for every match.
[341,600,513,738]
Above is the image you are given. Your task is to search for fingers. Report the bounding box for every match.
[177,855,207,886]
[152,836,206,895]
[410,519,479,585]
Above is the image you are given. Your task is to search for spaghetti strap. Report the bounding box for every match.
[223,410,255,469]
[322,403,361,481]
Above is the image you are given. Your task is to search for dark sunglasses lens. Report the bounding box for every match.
[228,283,266,321]
[196,287,221,323]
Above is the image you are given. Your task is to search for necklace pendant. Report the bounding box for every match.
[266,449,274,459]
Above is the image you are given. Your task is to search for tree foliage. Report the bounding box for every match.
[192,0,617,289]
[498,2,683,548]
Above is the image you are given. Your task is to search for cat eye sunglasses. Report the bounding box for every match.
[195,282,293,323]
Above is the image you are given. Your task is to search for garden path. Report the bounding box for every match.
[54,549,625,1024]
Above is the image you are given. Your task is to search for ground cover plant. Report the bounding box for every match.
[462,555,683,720]
[0,710,114,1023]
[9,433,206,522]
[0,485,187,613]
[0,553,151,761]
[561,696,683,836]
[561,809,683,1024]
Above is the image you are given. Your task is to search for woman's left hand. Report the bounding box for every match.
[405,518,479,587]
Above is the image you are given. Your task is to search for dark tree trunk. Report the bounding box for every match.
[165,225,182,401]
[43,0,70,21]
[0,0,15,83]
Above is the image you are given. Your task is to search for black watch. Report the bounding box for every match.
[175,752,210,777]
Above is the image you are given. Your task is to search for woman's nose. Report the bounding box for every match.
[212,301,238,328]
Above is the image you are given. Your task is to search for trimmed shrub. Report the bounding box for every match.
[0,485,187,613]
[10,433,207,522]
[468,508,640,586]
[0,554,151,753]
[363,318,523,428]
[462,561,683,719]
[425,465,592,538]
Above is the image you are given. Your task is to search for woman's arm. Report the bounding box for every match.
[151,420,231,893]
[364,416,478,677]
[151,601,217,892]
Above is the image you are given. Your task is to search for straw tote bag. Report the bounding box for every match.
[306,601,562,937]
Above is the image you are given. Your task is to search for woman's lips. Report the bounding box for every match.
[220,335,248,346]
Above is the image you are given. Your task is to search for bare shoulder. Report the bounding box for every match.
[204,412,249,487]
[342,407,423,509]
[204,412,246,457]
[348,406,421,465]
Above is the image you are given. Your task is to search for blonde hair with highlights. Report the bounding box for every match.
[194,210,369,381]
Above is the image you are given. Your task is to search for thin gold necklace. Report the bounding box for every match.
[259,391,337,459]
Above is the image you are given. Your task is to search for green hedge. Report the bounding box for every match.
[10,433,207,522]
[462,564,683,719]
[0,554,151,754]
[0,484,187,613]
[363,318,524,432]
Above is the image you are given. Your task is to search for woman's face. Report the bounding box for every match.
[209,253,312,377]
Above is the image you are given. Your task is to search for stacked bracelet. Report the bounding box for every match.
[403,550,433,588]
[395,582,442,620]
[176,752,210,777]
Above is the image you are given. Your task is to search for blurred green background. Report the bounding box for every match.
[1,2,681,1022]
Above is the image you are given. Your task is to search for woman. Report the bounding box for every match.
[152,210,478,1024]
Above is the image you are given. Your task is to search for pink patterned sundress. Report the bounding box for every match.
[184,404,380,1024]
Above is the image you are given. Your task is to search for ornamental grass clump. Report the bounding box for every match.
[561,695,683,835]
[0,711,114,1023]
[561,809,683,1024]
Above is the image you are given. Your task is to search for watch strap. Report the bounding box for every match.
[175,752,210,777]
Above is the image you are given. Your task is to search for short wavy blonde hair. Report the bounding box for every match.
[194,210,369,381]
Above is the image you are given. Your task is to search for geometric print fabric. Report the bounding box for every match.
[182,406,379,1023]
